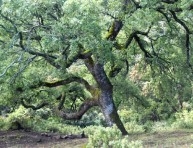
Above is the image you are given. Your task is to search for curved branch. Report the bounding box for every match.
[124,59,129,76]
[134,35,153,58]
[59,99,99,120]
[35,76,93,92]
[18,32,61,69]
[170,10,192,67]
[0,12,18,32]
[156,8,171,23]
[21,99,48,110]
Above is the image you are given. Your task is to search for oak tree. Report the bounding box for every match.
[0,0,193,135]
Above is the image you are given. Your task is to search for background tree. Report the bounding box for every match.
[0,0,193,135]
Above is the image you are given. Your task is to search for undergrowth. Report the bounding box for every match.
[1,106,193,147]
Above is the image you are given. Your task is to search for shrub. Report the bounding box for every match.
[124,121,145,133]
[151,121,171,132]
[109,138,143,148]
[6,106,33,130]
[29,117,82,134]
[172,110,193,129]
[74,110,105,127]
[86,125,143,148]
[0,116,7,130]
[118,109,140,123]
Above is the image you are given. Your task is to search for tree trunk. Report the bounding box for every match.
[99,90,128,135]
[85,58,128,135]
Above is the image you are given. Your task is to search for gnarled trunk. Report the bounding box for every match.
[85,58,128,135]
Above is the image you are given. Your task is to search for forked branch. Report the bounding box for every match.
[18,32,61,69]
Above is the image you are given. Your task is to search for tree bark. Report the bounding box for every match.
[99,90,128,135]
[85,58,128,135]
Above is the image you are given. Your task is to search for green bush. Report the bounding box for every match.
[118,109,140,123]
[73,110,105,127]
[5,106,33,130]
[118,109,145,133]
[0,116,7,130]
[1,106,81,134]
[172,110,193,129]
[151,121,171,132]
[22,116,82,134]
[125,121,145,133]
[109,138,143,148]
[86,125,143,148]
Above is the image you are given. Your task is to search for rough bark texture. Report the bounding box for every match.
[85,59,128,135]
[99,90,128,135]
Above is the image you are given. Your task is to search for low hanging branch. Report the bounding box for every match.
[36,76,93,92]
[58,99,99,120]
[21,99,48,110]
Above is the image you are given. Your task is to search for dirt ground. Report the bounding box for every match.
[0,130,87,148]
[0,130,193,148]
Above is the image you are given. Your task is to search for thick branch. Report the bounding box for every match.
[21,99,48,110]
[36,76,93,92]
[106,20,123,40]
[84,57,95,74]
[125,32,135,48]
[125,27,151,48]
[85,58,113,91]
[105,0,131,40]
[60,99,99,120]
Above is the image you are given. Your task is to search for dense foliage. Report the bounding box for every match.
[0,0,193,144]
